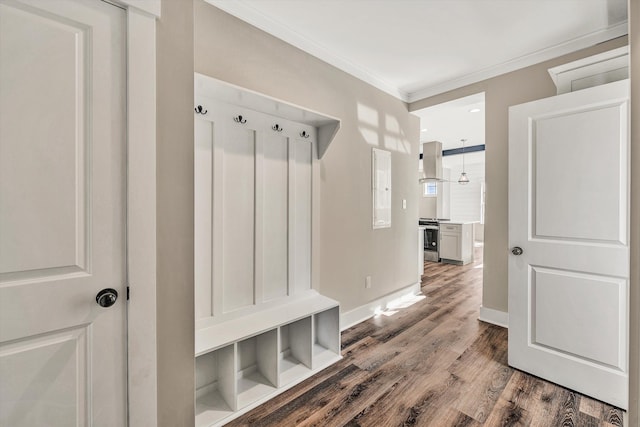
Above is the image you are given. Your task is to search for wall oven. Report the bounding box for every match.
[419,219,439,262]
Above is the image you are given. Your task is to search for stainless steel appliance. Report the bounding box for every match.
[419,218,440,262]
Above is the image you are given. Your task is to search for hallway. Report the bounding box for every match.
[227,248,623,426]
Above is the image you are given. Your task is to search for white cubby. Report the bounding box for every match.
[195,345,236,427]
[194,294,341,427]
[279,317,312,386]
[236,330,278,408]
[313,306,341,369]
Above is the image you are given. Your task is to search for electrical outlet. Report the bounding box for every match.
[365,276,372,289]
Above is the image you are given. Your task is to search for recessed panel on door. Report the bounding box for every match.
[0,2,88,280]
[533,104,626,244]
[222,126,255,312]
[531,267,626,370]
[0,327,88,426]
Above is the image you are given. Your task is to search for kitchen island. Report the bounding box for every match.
[439,221,475,265]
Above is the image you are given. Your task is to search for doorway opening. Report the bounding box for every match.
[413,92,486,295]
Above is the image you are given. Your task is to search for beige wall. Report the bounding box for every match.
[410,36,628,313]
[629,0,639,423]
[193,1,420,312]
[156,0,194,425]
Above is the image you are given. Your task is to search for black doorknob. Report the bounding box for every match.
[96,288,118,308]
[511,247,524,256]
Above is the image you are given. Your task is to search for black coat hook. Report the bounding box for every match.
[300,131,310,139]
[194,105,207,114]
[234,115,247,124]
[272,124,284,132]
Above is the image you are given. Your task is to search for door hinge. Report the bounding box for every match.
[127,286,130,301]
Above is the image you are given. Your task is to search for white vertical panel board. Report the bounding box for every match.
[372,148,392,229]
[195,118,213,320]
[194,97,317,326]
[222,124,256,313]
[260,133,289,302]
[290,138,312,294]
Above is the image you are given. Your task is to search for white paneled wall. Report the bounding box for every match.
[261,133,288,302]
[194,76,342,427]
[291,140,312,294]
[445,161,485,223]
[195,100,316,325]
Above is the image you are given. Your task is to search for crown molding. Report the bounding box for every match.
[205,0,409,101]
[204,0,628,105]
[406,21,628,103]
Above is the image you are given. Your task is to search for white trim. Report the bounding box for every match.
[479,306,509,329]
[203,0,407,101]
[114,0,160,17]
[407,22,628,102]
[121,2,159,426]
[547,45,629,94]
[340,283,422,331]
[201,0,627,103]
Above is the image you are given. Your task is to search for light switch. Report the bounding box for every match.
[402,199,407,210]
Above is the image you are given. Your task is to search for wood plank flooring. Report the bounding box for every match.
[227,246,623,427]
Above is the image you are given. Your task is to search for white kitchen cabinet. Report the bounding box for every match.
[439,222,473,265]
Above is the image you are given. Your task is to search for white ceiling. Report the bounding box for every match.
[207,0,627,103]
[413,92,485,150]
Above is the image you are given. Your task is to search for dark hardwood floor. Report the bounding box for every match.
[227,245,624,426]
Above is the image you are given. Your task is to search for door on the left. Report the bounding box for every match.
[0,0,126,425]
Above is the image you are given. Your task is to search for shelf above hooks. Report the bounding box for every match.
[195,73,341,159]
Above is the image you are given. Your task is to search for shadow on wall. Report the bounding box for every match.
[357,102,413,154]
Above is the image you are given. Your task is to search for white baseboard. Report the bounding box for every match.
[340,282,422,331]
[479,306,509,328]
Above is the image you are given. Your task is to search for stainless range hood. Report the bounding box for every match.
[419,141,443,183]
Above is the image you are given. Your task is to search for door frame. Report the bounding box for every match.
[110,1,159,425]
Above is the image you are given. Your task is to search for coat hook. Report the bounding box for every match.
[272,124,284,132]
[300,131,310,139]
[194,105,207,115]
[234,115,247,124]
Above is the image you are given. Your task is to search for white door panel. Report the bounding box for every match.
[0,0,126,425]
[532,267,626,369]
[508,79,629,409]
[533,104,626,243]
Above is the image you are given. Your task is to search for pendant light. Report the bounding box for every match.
[458,138,470,185]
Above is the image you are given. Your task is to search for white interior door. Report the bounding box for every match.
[508,79,629,409]
[0,0,127,425]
